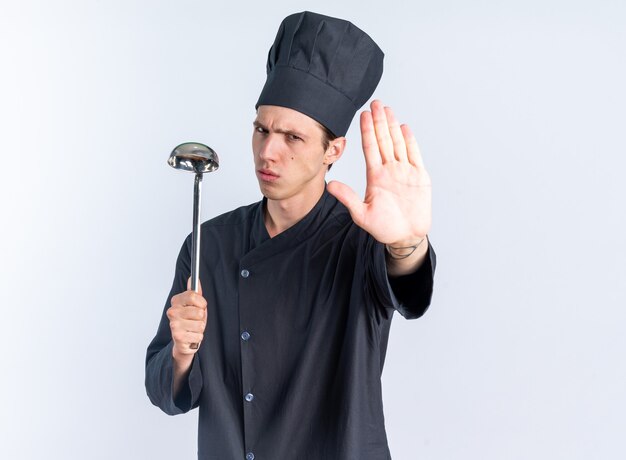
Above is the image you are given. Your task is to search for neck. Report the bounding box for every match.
[264,183,325,238]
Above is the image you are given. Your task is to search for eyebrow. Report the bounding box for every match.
[253,120,309,140]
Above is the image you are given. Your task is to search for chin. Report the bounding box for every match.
[257,182,283,200]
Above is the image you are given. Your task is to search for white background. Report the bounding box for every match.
[1,0,624,459]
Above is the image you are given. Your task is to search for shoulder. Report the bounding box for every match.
[323,191,353,229]
[314,191,369,246]
[200,200,262,231]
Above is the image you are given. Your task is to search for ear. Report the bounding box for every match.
[323,137,347,167]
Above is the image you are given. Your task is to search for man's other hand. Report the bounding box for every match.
[167,277,207,359]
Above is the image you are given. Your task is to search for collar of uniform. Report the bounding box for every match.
[244,185,341,266]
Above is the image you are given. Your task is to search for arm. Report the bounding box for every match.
[385,235,429,277]
[328,100,435,317]
[145,241,206,415]
[385,238,436,319]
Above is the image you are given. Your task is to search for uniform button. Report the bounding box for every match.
[240,269,250,278]
[241,331,251,341]
[245,393,254,402]
[246,453,255,460]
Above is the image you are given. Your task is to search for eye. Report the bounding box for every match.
[254,126,267,134]
[286,133,302,142]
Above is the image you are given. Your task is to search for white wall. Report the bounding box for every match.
[1,0,624,458]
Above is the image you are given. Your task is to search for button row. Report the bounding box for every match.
[241,267,253,460]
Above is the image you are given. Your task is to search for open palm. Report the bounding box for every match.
[327,100,432,245]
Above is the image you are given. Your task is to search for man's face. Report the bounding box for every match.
[252,105,329,202]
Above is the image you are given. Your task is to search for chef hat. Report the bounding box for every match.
[256,11,384,137]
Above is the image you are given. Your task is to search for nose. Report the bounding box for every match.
[257,133,281,162]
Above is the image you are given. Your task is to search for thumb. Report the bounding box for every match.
[327,180,366,226]
[187,276,203,295]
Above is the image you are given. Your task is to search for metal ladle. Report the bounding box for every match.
[168,142,219,349]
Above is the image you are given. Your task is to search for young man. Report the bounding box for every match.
[146,11,435,460]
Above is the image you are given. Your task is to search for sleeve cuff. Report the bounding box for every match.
[145,341,203,415]
[386,240,437,319]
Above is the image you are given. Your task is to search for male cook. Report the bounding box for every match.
[146,11,436,460]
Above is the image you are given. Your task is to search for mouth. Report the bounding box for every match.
[257,168,280,182]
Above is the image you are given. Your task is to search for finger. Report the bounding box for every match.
[178,305,207,321]
[371,100,394,163]
[167,307,206,327]
[191,306,207,320]
[177,332,204,347]
[401,124,425,169]
[170,292,207,315]
[187,291,207,309]
[177,318,206,333]
[360,111,382,168]
[384,106,408,162]
[177,291,207,309]
[327,180,366,227]
[173,342,200,355]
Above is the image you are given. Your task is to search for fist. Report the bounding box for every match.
[167,278,207,356]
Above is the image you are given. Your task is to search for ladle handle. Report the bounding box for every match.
[190,173,203,350]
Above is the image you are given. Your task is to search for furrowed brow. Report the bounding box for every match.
[275,127,308,140]
[253,120,308,140]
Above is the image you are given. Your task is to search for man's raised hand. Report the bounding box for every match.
[327,100,432,246]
